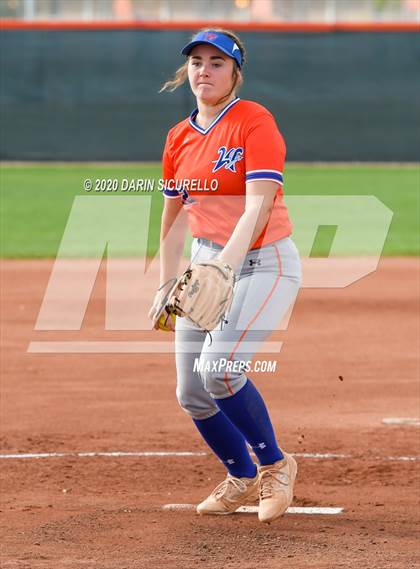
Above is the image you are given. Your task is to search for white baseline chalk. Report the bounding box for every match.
[163,504,344,515]
[0,451,207,460]
[0,451,418,461]
[382,418,420,426]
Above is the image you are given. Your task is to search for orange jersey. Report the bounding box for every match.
[162,98,292,249]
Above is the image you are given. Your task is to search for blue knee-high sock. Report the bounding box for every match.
[215,379,284,466]
[193,412,257,479]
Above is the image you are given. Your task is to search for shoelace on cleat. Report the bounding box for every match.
[212,476,248,500]
[259,467,290,500]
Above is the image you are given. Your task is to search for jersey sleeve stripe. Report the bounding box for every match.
[246,169,283,175]
[162,188,181,198]
[245,177,283,185]
[246,171,284,184]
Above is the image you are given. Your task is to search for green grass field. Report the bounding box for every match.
[0,163,418,258]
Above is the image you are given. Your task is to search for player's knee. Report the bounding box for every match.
[175,385,217,420]
[198,355,247,398]
[175,385,194,414]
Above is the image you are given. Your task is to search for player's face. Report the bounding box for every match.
[188,44,237,104]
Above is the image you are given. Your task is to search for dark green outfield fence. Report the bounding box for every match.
[1,25,419,161]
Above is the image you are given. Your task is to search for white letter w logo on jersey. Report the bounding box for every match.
[212,146,244,173]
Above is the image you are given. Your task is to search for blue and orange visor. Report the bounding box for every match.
[181,31,243,68]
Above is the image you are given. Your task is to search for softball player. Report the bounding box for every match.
[149,29,301,523]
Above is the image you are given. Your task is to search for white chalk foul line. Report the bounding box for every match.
[0,451,419,461]
[163,504,344,515]
[293,452,350,459]
[382,418,420,426]
[0,451,207,460]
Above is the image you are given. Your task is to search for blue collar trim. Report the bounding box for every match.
[189,97,240,135]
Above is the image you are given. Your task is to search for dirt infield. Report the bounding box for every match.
[1,258,419,569]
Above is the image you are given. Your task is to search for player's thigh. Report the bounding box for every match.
[198,240,301,396]
[202,270,300,362]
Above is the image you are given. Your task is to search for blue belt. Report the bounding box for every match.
[197,237,224,250]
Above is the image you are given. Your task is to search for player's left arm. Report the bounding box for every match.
[217,109,285,270]
[216,180,278,270]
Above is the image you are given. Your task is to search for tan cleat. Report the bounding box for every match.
[196,472,259,515]
[258,453,298,523]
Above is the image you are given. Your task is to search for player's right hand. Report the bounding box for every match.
[148,286,176,332]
